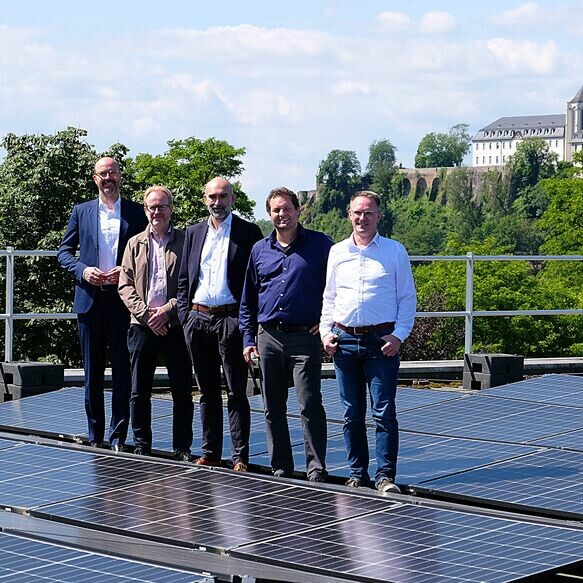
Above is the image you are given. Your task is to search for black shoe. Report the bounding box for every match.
[133,447,151,456]
[173,450,192,462]
[112,444,129,453]
[273,469,292,478]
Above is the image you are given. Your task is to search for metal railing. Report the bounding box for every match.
[2,248,583,362]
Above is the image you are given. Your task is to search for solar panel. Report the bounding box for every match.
[0,530,203,582]
[531,427,583,451]
[1,443,583,582]
[418,448,583,518]
[399,394,583,443]
[232,504,583,582]
[0,444,192,510]
[34,468,394,551]
[483,373,583,407]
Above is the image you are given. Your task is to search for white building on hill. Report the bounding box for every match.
[472,85,583,167]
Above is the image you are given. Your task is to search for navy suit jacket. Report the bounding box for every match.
[177,214,263,325]
[58,198,148,314]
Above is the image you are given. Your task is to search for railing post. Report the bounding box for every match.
[464,252,474,354]
[5,246,14,362]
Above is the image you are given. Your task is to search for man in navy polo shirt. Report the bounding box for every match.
[240,187,332,482]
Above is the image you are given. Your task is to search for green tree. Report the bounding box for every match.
[315,149,362,213]
[507,137,558,200]
[414,123,470,168]
[365,139,397,198]
[128,137,252,228]
[388,198,448,255]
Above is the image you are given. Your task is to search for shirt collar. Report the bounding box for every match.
[268,223,305,247]
[349,230,380,250]
[208,211,233,232]
[98,196,121,212]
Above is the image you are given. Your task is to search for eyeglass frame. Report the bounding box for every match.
[144,203,171,213]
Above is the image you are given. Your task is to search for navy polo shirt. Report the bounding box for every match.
[240,224,333,347]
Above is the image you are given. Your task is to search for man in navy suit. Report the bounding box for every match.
[177,177,262,471]
[58,157,147,450]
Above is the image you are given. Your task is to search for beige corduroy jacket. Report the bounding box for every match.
[118,225,185,328]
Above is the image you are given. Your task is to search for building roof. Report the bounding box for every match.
[570,84,583,103]
[473,114,565,141]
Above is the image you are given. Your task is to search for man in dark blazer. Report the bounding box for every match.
[177,177,262,472]
[58,157,147,450]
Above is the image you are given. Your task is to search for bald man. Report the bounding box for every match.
[177,177,262,471]
[58,157,147,450]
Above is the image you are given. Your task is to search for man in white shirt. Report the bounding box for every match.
[177,177,262,471]
[320,191,416,494]
[58,157,147,450]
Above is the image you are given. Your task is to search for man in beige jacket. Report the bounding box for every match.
[119,186,194,460]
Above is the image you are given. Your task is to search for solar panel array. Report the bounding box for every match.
[2,375,583,526]
[0,439,582,582]
[0,530,204,582]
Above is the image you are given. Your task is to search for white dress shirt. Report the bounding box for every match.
[192,213,237,306]
[320,232,417,342]
[97,197,121,273]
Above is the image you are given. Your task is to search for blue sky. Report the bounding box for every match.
[2,1,583,215]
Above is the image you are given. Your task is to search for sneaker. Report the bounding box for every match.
[345,477,368,488]
[273,469,291,478]
[133,447,151,456]
[376,477,401,494]
[308,473,327,483]
[173,450,192,462]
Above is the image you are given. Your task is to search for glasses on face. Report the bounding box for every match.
[144,204,170,213]
[350,210,376,218]
[94,170,119,179]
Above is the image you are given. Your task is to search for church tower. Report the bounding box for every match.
[566,85,583,160]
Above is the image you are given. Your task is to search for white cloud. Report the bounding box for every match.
[419,11,457,35]
[485,38,560,75]
[330,81,374,96]
[217,89,302,126]
[376,11,412,32]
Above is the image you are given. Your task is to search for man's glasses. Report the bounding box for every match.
[350,210,376,218]
[144,204,170,213]
[94,170,119,179]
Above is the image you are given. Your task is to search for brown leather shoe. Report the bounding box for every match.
[233,462,248,472]
[194,456,222,467]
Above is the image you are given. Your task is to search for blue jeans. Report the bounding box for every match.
[332,325,399,484]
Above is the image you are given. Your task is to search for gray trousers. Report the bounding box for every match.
[257,325,327,478]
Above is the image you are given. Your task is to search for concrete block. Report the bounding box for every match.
[464,353,524,376]
[0,362,64,388]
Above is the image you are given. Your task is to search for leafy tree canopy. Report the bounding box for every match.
[414,123,470,168]
[365,139,398,198]
[315,149,362,213]
[127,137,253,228]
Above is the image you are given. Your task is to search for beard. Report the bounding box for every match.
[209,206,230,220]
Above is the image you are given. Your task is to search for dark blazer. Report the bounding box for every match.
[57,198,148,314]
[177,214,263,324]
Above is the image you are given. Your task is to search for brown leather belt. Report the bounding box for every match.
[191,303,238,315]
[334,322,394,336]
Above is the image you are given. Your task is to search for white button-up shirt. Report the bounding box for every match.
[97,197,121,272]
[320,232,417,342]
[192,213,236,306]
